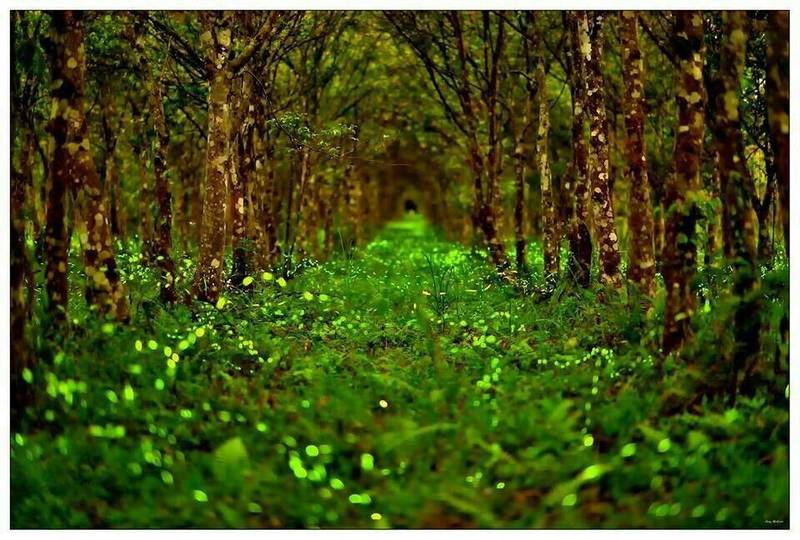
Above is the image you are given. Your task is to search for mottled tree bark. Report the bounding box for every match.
[193,62,231,302]
[567,11,592,287]
[192,12,276,302]
[47,10,129,321]
[662,11,705,354]
[582,12,622,288]
[620,12,656,298]
[765,11,789,257]
[535,55,560,281]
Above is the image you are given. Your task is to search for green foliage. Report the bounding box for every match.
[12,215,788,528]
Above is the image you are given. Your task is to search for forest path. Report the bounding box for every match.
[13,213,644,528]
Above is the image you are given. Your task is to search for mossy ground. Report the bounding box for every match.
[11,214,789,528]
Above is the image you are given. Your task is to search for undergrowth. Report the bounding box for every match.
[11,214,789,528]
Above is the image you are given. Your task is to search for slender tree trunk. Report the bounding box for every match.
[128,19,178,301]
[229,74,256,286]
[131,110,155,264]
[513,131,527,274]
[150,71,178,302]
[47,10,129,321]
[100,92,124,238]
[192,57,231,302]
[765,11,789,258]
[11,126,33,426]
[756,147,776,264]
[620,12,656,298]
[662,11,705,354]
[709,11,761,400]
[535,56,560,280]
[264,141,281,265]
[581,12,622,288]
[567,11,592,287]
[706,151,722,265]
[451,12,510,274]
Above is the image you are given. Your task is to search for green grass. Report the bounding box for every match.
[12,214,789,528]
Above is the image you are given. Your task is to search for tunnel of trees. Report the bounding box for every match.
[10,10,789,529]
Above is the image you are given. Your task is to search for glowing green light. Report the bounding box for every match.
[657,438,671,453]
[621,443,637,457]
[361,453,374,471]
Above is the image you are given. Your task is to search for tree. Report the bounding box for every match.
[127,15,178,302]
[565,11,592,288]
[765,11,789,257]
[662,11,705,354]
[191,12,279,302]
[619,12,657,299]
[385,12,511,275]
[580,11,622,289]
[708,11,761,399]
[508,13,535,275]
[534,35,560,281]
[45,10,129,321]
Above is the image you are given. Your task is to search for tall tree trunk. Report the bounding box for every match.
[255,134,281,269]
[192,19,232,302]
[756,145,776,264]
[581,12,622,288]
[131,104,155,264]
[47,10,129,321]
[620,12,656,298]
[706,151,722,266]
[128,20,178,302]
[512,124,528,274]
[567,11,592,287]
[535,55,560,281]
[451,12,510,274]
[765,11,789,258]
[11,120,33,426]
[230,73,256,286]
[662,11,705,354]
[100,90,124,237]
[150,69,178,302]
[709,11,761,400]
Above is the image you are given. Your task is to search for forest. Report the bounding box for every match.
[10,10,789,529]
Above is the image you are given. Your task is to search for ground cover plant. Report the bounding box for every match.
[10,9,789,529]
